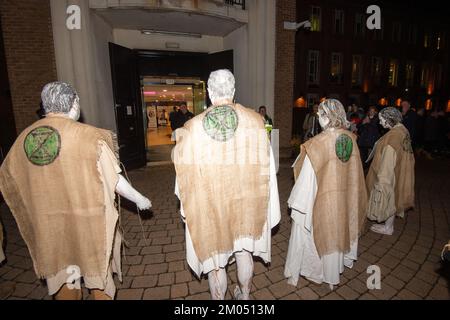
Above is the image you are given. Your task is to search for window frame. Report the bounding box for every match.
[330,52,343,84]
[310,6,322,32]
[354,13,365,37]
[307,50,321,85]
[388,59,399,87]
[333,9,345,35]
[351,55,363,87]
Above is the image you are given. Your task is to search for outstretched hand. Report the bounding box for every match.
[137,196,152,211]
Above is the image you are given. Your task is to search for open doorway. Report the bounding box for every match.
[109,43,233,169]
[141,77,206,163]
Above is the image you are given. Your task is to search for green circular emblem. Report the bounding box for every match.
[203,105,239,142]
[403,135,413,153]
[335,134,353,163]
[23,126,61,166]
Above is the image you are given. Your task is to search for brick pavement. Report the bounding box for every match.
[0,156,449,300]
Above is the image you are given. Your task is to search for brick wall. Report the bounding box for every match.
[274,0,296,151]
[0,0,57,134]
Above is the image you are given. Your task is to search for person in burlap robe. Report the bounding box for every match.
[0,219,15,299]
[0,82,151,300]
[442,241,450,262]
[173,70,281,300]
[285,99,367,290]
[0,219,4,265]
[366,107,415,235]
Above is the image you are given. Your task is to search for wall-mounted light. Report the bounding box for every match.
[447,100,450,112]
[425,99,432,110]
[427,83,434,95]
[379,97,388,106]
[395,98,401,107]
[295,97,306,108]
[363,80,369,93]
[142,29,202,38]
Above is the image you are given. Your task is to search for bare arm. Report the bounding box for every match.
[116,175,152,210]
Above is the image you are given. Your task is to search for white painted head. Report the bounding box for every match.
[317,99,351,130]
[378,107,402,129]
[41,82,81,121]
[207,69,236,106]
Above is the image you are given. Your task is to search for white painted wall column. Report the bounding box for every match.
[224,0,275,118]
[50,0,116,131]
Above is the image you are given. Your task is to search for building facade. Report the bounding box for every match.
[1,0,447,162]
[292,0,450,136]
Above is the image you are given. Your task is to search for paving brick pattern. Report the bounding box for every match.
[0,157,449,300]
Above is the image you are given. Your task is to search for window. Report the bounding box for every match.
[392,22,402,42]
[405,62,415,87]
[351,55,363,86]
[371,57,382,85]
[307,50,320,85]
[334,9,344,34]
[407,25,417,45]
[354,13,365,37]
[436,64,443,89]
[307,94,319,108]
[437,33,442,50]
[420,63,431,88]
[388,59,398,87]
[330,52,343,84]
[424,29,431,48]
[310,6,321,32]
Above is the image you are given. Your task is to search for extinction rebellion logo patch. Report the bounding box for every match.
[403,136,414,153]
[335,134,353,163]
[24,126,61,166]
[203,105,238,142]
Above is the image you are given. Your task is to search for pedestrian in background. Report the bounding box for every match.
[358,106,381,164]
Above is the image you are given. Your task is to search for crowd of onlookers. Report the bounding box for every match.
[302,100,450,163]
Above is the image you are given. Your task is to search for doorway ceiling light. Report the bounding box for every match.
[142,29,202,38]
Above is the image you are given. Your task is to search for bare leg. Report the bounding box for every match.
[234,250,254,300]
[91,289,112,300]
[54,284,82,300]
[208,268,227,300]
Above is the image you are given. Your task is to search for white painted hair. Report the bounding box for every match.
[207,69,235,104]
[41,81,79,114]
[379,107,403,128]
[318,99,351,130]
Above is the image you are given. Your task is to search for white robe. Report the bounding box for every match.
[175,148,281,278]
[284,155,358,287]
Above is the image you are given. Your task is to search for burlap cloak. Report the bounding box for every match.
[293,129,367,257]
[173,104,270,263]
[0,219,4,263]
[366,124,415,215]
[0,116,119,279]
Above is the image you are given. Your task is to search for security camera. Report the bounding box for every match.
[302,21,312,30]
[283,20,312,31]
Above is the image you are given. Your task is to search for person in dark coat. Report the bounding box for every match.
[177,103,194,129]
[358,106,381,164]
[414,108,426,148]
[169,107,179,131]
[424,109,440,154]
[401,100,417,142]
